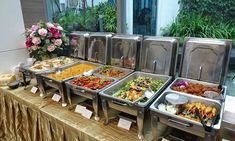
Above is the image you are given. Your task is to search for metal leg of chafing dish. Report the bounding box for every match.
[93,95,100,121]
[203,133,216,141]
[67,87,72,105]
[59,84,67,107]
[137,110,145,140]
[102,99,109,125]
[151,115,158,141]
[36,76,46,97]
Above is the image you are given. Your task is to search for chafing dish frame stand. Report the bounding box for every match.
[101,72,172,140]
[150,37,232,141]
[101,36,179,140]
[40,61,101,107]
[66,73,118,121]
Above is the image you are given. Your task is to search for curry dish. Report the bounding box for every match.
[47,63,98,80]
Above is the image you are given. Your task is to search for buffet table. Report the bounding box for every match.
[0,80,158,141]
[1,80,235,141]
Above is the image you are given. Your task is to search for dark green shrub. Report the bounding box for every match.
[162,14,235,40]
[178,0,235,23]
[162,0,235,42]
[95,2,117,32]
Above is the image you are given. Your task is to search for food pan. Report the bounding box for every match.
[150,90,224,139]
[168,77,226,102]
[100,71,172,139]
[93,65,134,80]
[100,71,172,107]
[65,74,116,121]
[40,61,101,107]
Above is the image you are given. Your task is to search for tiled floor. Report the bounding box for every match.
[225,69,235,96]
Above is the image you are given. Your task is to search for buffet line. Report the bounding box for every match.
[19,32,232,140]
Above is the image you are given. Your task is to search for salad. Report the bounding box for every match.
[113,76,164,102]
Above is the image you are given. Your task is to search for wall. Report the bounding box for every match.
[0,0,28,74]
[20,0,47,28]
[156,0,179,35]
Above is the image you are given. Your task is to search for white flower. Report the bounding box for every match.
[32,37,41,45]
[54,39,62,46]
[31,45,38,51]
[47,44,56,52]
[38,28,47,36]
[57,26,63,31]
[46,22,55,28]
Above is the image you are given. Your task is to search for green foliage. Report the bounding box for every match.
[162,14,235,40]
[84,8,99,31]
[162,0,235,42]
[178,0,235,23]
[53,2,117,33]
[95,2,117,32]
[56,11,85,32]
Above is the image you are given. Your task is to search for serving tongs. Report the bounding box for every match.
[195,108,217,132]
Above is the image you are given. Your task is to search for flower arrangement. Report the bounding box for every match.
[25,21,67,60]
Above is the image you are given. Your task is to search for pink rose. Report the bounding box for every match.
[53,31,61,38]
[47,44,56,52]
[31,25,39,31]
[54,39,62,46]
[49,27,57,34]
[25,37,32,48]
[46,22,55,28]
[31,45,38,51]
[57,26,63,31]
[32,37,41,45]
[38,28,47,36]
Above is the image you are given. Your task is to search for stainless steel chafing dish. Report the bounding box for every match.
[99,36,178,139]
[140,37,179,77]
[100,72,172,139]
[179,37,232,85]
[40,61,101,107]
[110,34,142,70]
[87,32,113,64]
[20,56,79,96]
[65,74,117,121]
[150,90,225,140]
[69,31,90,59]
[150,37,232,141]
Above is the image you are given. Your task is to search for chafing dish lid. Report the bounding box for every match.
[69,32,89,59]
[179,37,232,84]
[87,32,113,64]
[141,36,179,76]
[111,34,142,69]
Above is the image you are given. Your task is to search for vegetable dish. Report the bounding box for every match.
[114,76,164,102]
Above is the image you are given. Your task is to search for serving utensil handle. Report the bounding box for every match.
[168,118,192,127]
[72,86,85,93]
[111,100,127,106]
